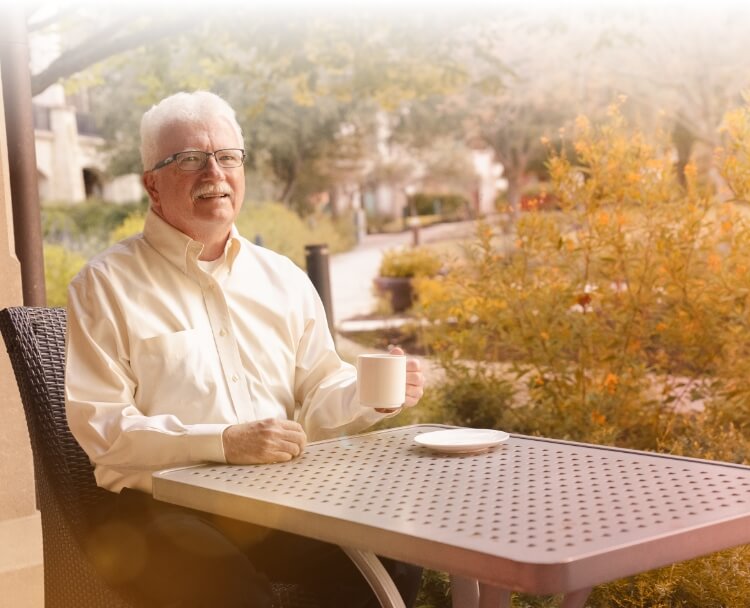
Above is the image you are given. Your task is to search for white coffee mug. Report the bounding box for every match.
[357,354,406,409]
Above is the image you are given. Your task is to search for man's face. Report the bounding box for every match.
[143,117,245,242]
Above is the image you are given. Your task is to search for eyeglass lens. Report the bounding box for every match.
[176,149,244,170]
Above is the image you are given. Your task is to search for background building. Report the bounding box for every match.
[32,85,143,205]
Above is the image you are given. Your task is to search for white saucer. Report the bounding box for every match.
[414,428,510,454]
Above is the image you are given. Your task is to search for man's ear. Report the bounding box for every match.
[143,172,161,213]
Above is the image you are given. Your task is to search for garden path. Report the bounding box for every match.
[329,219,479,326]
[329,219,479,377]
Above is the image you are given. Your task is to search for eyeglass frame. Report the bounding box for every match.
[149,148,246,172]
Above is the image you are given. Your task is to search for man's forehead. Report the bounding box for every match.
[156,117,241,152]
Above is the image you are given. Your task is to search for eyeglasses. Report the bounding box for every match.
[150,148,246,172]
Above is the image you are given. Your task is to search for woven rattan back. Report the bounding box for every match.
[0,307,320,608]
[1,308,113,517]
[1,307,135,607]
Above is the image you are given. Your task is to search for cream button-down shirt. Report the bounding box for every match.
[65,210,382,493]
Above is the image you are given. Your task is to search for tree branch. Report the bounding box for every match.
[30,14,199,96]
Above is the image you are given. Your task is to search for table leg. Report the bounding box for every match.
[561,587,592,608]
[450,575,478,608]
[341,546,406,608]
[478,583,512,608]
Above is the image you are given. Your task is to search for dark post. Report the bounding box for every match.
[305,244,335,341]
[407,198,420,247]
[0,6,47,306]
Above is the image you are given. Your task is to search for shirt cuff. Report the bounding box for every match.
[187,423,230,463]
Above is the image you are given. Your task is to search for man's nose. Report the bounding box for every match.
[202,154,223,175]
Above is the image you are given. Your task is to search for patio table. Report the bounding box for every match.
[152,424,750,607]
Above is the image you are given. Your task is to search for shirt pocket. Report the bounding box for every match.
[131,329,220,419]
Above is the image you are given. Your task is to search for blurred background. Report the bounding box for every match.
[23,1,750,251]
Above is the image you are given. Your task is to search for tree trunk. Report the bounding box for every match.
[505,172,523,224]
[672,121,695,189]
[280,172,297,206]
[328,185,340,219]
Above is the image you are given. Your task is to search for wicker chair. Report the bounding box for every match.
[0,306,320,608]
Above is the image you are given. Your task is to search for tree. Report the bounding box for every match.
[25,2,206,96]
[213,9,471,211]
[576,3,750,187]
[448,9,619,219]
[79,7,475,211]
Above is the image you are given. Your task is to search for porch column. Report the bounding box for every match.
[0,64,44,606]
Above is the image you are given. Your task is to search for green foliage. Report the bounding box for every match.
[410,193,468,218]
[378,247,442,278]
[103,202,356,269]
[40,201,354,306]
[415,569,451,608]
[437,368,517,430]
[414,101,750,606]
[44,244,87,307]
[235,203,355,267]
[80,11,471,212]
[42,200,146,257]
[586,546,750,608]
[109,210,147,243]
[42,201,147,307]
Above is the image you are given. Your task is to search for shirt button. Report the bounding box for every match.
[231,374,239,383]
[219,328,227,337]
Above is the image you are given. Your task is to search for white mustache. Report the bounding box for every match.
[192,183,233,199]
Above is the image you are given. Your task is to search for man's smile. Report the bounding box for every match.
[193,183,233,201]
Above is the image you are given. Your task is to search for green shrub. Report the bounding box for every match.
[104,203,355,267]
[410,193,468,218]
[44,244,87,307]
[41,201,355,305]
[415,569,451,608]
[42,199,146,257]
[378,247,442,278]
[432,366,517,430]
[235,203,355,267]
[109,210,146,243]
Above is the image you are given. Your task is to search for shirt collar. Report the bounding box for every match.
[143,209,242,276]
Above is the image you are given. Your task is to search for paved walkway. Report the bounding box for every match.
[328,219,480,371]
[329,219,479,328]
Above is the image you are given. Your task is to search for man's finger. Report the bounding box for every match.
[276,418,305,432]
[281,428,307,449]
[406,371,424,386]
[406,358,421,371]
[278,439,302,457]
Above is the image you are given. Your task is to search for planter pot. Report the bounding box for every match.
[373,276,414,313]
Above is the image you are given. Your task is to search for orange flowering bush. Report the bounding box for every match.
[417,100,750,455]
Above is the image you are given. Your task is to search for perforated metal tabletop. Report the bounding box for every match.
[152,424,750,605]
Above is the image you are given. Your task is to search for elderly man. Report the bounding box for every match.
[65,91,424,608]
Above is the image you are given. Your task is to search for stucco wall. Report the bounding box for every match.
[33,102,143,205]
[0,66,45,606]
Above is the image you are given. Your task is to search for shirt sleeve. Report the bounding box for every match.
[293,275,388,441]
[65,269,228,493]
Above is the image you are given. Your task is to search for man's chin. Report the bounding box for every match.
[194,204,239,224]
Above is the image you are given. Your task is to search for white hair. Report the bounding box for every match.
[139,91,244,171]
